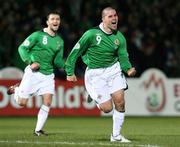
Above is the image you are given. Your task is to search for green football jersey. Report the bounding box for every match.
[65,27,132,76]
[18,30,65,75]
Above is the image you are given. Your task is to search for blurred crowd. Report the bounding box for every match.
[0,0,179,78]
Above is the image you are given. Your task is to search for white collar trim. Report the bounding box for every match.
[99,23,112,34]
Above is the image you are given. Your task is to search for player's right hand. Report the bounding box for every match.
[67,74,77,82]
[30,62,40,71]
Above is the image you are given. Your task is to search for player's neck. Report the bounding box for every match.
[43,28,56,36]
[103,26,112,34]
[99,23,112,34]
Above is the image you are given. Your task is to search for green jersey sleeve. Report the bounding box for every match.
[65,31,91,76]
[118,33,132,73]
[18,32,38,64]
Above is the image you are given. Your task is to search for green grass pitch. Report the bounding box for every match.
[0,116,179,147]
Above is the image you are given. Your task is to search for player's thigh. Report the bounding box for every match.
[18,66,38,98]
[99,99,113,113]
[39,78,54,106]
[37,74,55,96]
[85,73,111,104]
[111,89,125,111]
[111,89,125,103]
[109,72,127,94]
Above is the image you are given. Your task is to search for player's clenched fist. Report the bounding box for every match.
[30,62,40,71]
[127,67,136,77]
[67,74,77,82]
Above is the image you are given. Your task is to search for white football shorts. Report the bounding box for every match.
[18,65,55,99]
[85,62,127,104]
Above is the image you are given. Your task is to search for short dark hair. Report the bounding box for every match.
[102,7,116,18]
[47,10,61,20]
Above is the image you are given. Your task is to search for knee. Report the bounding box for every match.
[42,95,52,107]
[43,101,51,107]
[17,99,27,107]
[99,104,113,113]
[44,103,51,107]
[115,100,125,112]
[102,107,113,113]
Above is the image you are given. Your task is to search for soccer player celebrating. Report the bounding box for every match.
[7,11,65,136]
[65,7,136,142]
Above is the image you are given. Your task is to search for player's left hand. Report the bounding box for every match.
[30,62,40,71]
[67,74,77,82]
[127,67,136,77]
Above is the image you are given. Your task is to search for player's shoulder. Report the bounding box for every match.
[29,30,43,37]
[55,34,64,44]
[56,33,63,39]
[34,30,43,34]
[84,26,102,36]
[116,30,123,35]
[87,26,101,32]
[116,30,126,38]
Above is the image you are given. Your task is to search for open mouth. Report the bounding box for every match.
[53,24,58,27]
[112,21,117,25]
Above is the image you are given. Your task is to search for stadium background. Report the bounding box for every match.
[0,0,179,77]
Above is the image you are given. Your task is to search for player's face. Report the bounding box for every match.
[47,14,60,32]
[103,9,118,32]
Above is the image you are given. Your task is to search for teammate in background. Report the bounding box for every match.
[7,11,65,136]
[65,7,136,142]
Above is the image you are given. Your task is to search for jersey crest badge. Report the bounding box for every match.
[114,39,120,46]
[57,41,61,46]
